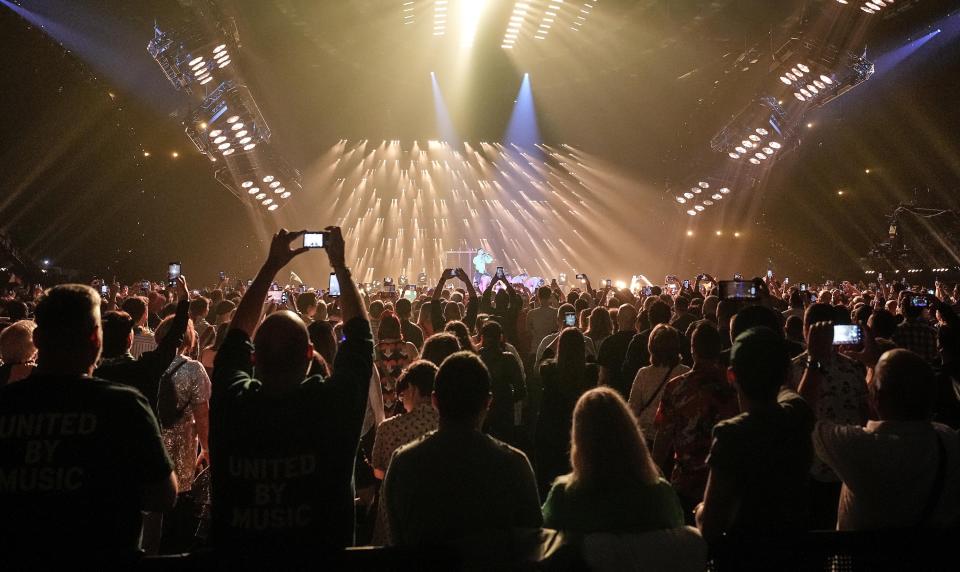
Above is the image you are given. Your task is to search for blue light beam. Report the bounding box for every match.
[504,73,542,150]
[430,72,459,144]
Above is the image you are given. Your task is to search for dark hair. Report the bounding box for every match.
[35,285,100,348]
[731,327,790,401]
[395,297,413,319]
[444,320,475,352]
[674,296,689,312]
[648,324,682,368]
[691,322,722,361]
[785,315,804,340]
[397,360,438,396]
[160,302,177,319]
[556,327,589,396]
[101,310,134,358]
[189,297,209,317]
[378,311,403,341]
[868,310,897,339]
[421,332,461,366]
[120,296,148,325]
[648,301,671,327]
[538,286,552,300]
[731,305,782,341]
[296,291,318,315]
[433,351,491,421]
[480,320,503,342]
[4,300,28,321]
[804,303,836,330]
[369,300,385,319]
[307,319,337,366]
[789,290,803,308]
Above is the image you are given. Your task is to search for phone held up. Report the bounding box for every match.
[328,272,341,298]
[832,324,862,348]
[563,311,577,328]
[167,262,181,287]
[302,231,329,249]
[718,280,759,301]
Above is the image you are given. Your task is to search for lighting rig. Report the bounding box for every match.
[148,20,297,213]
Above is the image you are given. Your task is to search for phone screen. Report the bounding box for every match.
[682,280,690,289]
[386,283,396,293]
[328,272,341,297]
[799,283,807,292]
[303,232,325,249]
[910,295,928,308]
[266,290,283,304]
[767,270,773,279]
[642,286,653,296]
[141,280,150,292]
[832,325,862,346]
[496,266,505,278]
[564,312,577,327]
[168,262,181,284]
[219,271,226,280]
[718,280,759,301]
[100,284,109,296]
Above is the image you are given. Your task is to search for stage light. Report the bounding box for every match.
[837,190,845,195]
[143,151,151,157]
[734,232,741,237]
[148,25,236,94]
[719,187,730,194]
[865,168,871,174]
[716,230,723,236]
[729,152,740,159]
[698,181,710,189]
[687,230,694,236]
[749,158,761,165]
[807,122,814,128]
[677,197,687,204]
[694,205,705,212]
[172,151,179,158]
[769,142,782,149]
[687,210,697,216]
[711,193,722,200]
[684,192,694,199]
[185,83,271,160]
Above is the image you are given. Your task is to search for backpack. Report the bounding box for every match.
[157,358,190,429]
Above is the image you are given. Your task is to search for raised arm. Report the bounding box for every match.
[155,276,191,367]
[326,226,367,325]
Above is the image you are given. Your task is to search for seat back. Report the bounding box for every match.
[582,526,707,572]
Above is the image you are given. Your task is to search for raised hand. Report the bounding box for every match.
[324,226,346,269]
[266,229,309,270]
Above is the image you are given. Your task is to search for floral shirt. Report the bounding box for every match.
[654,362,739,502]
[790,351,869,482]
[374,339,419,415]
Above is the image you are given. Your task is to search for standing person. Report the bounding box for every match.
[189,297,213,357]
[628,324,690,441]
[152,315,212,553]
[121,296,158,358]
[481,275,523,346]
[431,268,479,333]
[383,352,542,546]
[652,322,738,519]
[477,321,526,445]
[892,296,939,363]
[697,327,814,542]
[622,301,672,385]
[597,304,639,397]
[0,320,37,386]
[526,286,558,360]
[0,285,177,563]
[209,228,373,554]
[375,311,420,418]
[788,303,869,529]
[542,387,684,533]
[801,340,960,530]
[395,297,425,351]
[536,328,599,494]
[584,306,613,351]
[369,361,439,545]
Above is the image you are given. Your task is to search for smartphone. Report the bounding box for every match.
[328,272,341,298]
[302,231,326,249]
[832,324,862,347]
[682,279,691,289]
[575,273,586,280]
[927,289,935,296]
[605,279,612,287]
[809,292,818,303]
[718,280,759,301]
[246,279,253,287]
[384,276,394,284]
[219,271,226,281]
[734,273,743,281]
[910,295,928,308]
[641,286,653,296]
[99,284,109,296]
[563,311,577,327]
[404,285,417,302]
[495,266,505,279]
[799,283,807,292]
[767,269,773,279]
[877,273,884,281]
[168,262,181,286]
[266,290,283,304]
[140,280,150,292]
[386,283,396,293]
[784,277,790,284]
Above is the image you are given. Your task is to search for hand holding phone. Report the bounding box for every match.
[563,311,577,328]
[328,272,341,297]
[168,262,182,287]
[302,231,328,249]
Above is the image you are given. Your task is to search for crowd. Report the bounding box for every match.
[1,230,959,569]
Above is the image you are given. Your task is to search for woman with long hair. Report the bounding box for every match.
[542,387,684,533]
[584,306,613,349]
[535,328,598,494]
[443,320,476,353]
[375,311,420,417]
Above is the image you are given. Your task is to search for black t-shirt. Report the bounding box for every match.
[399,319,424,351]
[621,329,654,388]
[706,389,815,533]
[209,318,374,551]
[479,347,525,443]
[0,375,173,555]
[597,330,637,398]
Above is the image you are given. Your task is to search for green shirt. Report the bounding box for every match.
[542,477,684,534]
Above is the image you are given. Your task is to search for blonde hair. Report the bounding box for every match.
[567,387,660,489]
[0,320,37,364]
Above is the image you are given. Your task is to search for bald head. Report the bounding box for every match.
[617,304,638,331]
[254,310,313,385]
[873,349,936,421]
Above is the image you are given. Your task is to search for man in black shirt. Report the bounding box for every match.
[478,321,526,444]
[622,301,672,384]
[0,285,176,563]
[209,227,373,554]
[96,277,191,414]
[697,327,814,543]
[597,303,638,397]
[396,297,424,351]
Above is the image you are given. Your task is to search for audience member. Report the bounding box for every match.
[0,320,37,385]
[628,324,690,441]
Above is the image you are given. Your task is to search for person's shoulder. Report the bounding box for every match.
[713,411,751,438]
[391,430,438,461]
[484,433,533,464]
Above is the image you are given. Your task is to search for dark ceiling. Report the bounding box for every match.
[1,0,958,284]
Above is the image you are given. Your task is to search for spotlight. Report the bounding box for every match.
[171,151,179,158]
[734,232,741,237]
[185,83,271,161]
[687,230,694,236]
[214,142,301,213]
[148,25,236,94]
